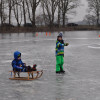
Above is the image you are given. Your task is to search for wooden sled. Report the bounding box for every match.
[9,70,43,81]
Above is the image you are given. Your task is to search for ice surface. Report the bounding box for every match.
[0,31,100,100]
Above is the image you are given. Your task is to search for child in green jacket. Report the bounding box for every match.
[56,33,69,74]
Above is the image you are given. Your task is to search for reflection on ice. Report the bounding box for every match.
[0,31,100,100]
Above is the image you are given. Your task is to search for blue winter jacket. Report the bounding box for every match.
[12,51,24,71]
[56,40,65,56]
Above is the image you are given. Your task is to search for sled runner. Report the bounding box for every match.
[9,70,43,81]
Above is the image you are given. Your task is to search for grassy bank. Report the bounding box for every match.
[0,25,100,33]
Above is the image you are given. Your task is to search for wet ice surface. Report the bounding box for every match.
[0,31,100,100]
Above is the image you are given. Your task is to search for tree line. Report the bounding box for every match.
[84,0,100,26]
[0,0,80,27]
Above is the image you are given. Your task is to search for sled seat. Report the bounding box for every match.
[9,70,43,81]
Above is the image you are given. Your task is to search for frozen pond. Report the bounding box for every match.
[0,31,100,100]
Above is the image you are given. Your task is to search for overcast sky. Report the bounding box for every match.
[70,0,88,22]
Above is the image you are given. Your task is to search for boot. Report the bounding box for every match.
[56,71,61,74]
[60,70,65,74]
[27,66,32,72]
[60,67,65,74]
[32,64,37,71]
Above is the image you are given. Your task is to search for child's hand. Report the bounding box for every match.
[65,43,69,46]
[20,64,22,67]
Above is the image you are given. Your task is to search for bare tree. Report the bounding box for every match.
[59,0,79,27]
[87,0,100,26]
[84,14,96,25]
[7,0,14,25]
[0,0,80,27]
[0,0,3,25]
[36,14,44,26]
[12,0,23,27]
[22,0,27,25]
[57,0,61,27]
[8,0,12,25]
[41,0,58,27]
[25,0,41,27]
[6,0,27,26]
[0,0,8,25]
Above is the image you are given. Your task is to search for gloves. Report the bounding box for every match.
[65,43,69,46]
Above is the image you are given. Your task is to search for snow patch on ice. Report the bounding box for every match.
[88,44,100,49]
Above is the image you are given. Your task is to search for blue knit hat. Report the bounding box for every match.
[58,32,63,37]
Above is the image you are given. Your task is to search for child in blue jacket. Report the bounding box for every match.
[12,51,37,72]
[12,51,26,72]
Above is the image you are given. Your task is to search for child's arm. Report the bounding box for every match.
[62,40,69,46]
[12,61,23,70]
[13,64,23,70]
[56,42,64,47]
[20,60,26,67]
